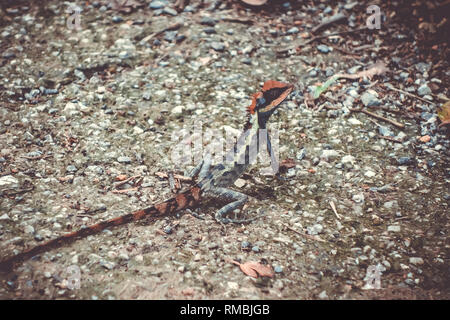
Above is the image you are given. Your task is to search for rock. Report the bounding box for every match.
[352,193,365,203]
[397,157,412,165]
[0,214,11,221]
[112,16,123,23]
[119,253,130,261]
[171,105,184,115]
[378,125,394,137]
[241,241,251,250]
[211,41,225,52]
[320,149,339,161]
[200,17,217,26]
[203,27,216,34]
[341,155,356,165]
[184,5,195,12]
[24,225,35,234]
[318,290,328,299]
[117,156,131,164]
[388,225,401,232]
[163,226,172,234]
[364,170,376,178]
[251,246,260,253]
[163,31,177,42]
[66,165,77,173]
[0,175,19,187]
[307,223,323,235]
[234,178,246,188]
[149,1,166,9]
[100,260,116,270]
[384,200,398,209]
[227,282,239,290]
[348,117,362,125]
[274,266,283,273]
[163,7,178,16]
[317,44,331,53]
[286,27,299,34]
[409,257,424,265]
[361,91,381,107]
[417,84,431,96]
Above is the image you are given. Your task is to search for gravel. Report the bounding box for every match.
[0,0,448,301]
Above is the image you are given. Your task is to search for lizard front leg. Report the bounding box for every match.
[206,187,257,224]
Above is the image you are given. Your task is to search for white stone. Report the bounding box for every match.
[0,175,18,187]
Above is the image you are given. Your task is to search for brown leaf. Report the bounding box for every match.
[231,260,274,278]
[437,101,450,127]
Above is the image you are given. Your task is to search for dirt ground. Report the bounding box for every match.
[0,0,449,299]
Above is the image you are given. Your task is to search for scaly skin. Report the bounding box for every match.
[0,80,293,272]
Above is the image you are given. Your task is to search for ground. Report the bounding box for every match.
[0,0,449,300]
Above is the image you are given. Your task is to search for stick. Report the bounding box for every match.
[377,135,403,143]
[284,224,326,243]
[312,12,347,34]
[383,84,435,105]
[329,201,341,220]
[140,23,183,43]
[351,108,405,129]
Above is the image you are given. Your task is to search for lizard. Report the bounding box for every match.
[0,80,293,272]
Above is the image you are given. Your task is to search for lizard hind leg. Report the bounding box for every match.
[207,187,256,224]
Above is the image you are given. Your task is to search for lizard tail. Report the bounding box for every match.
[0,187,201,272]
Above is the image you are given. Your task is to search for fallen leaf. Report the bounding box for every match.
[437,101,450,127]
[230,260,274,278]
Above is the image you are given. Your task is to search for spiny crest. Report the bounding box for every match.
[246,80,293,114]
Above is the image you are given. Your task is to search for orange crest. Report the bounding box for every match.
[246,80,293,114]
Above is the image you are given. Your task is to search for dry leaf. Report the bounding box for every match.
[437,101,450,127]
[230,260,274,278]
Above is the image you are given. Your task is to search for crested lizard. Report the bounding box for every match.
[0,80,293,271]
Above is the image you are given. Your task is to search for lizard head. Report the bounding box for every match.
[247,80,293,127]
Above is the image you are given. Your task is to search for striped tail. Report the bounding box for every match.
[0,187,201,272]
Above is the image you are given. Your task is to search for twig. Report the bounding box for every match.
[312,12,347,34]
[383,84,436,105]
[113,175,140,189]
[284,224,326,243]
[140,23,183,43]
[329,201,341,220]
[111,187,138,194]
[305,26,368,45]
[377,135,403,143]
[277,27,368,54]
[155,172,192,182]
[20,155,52,160]
[221,17,254,25]
[351,108,405,129]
